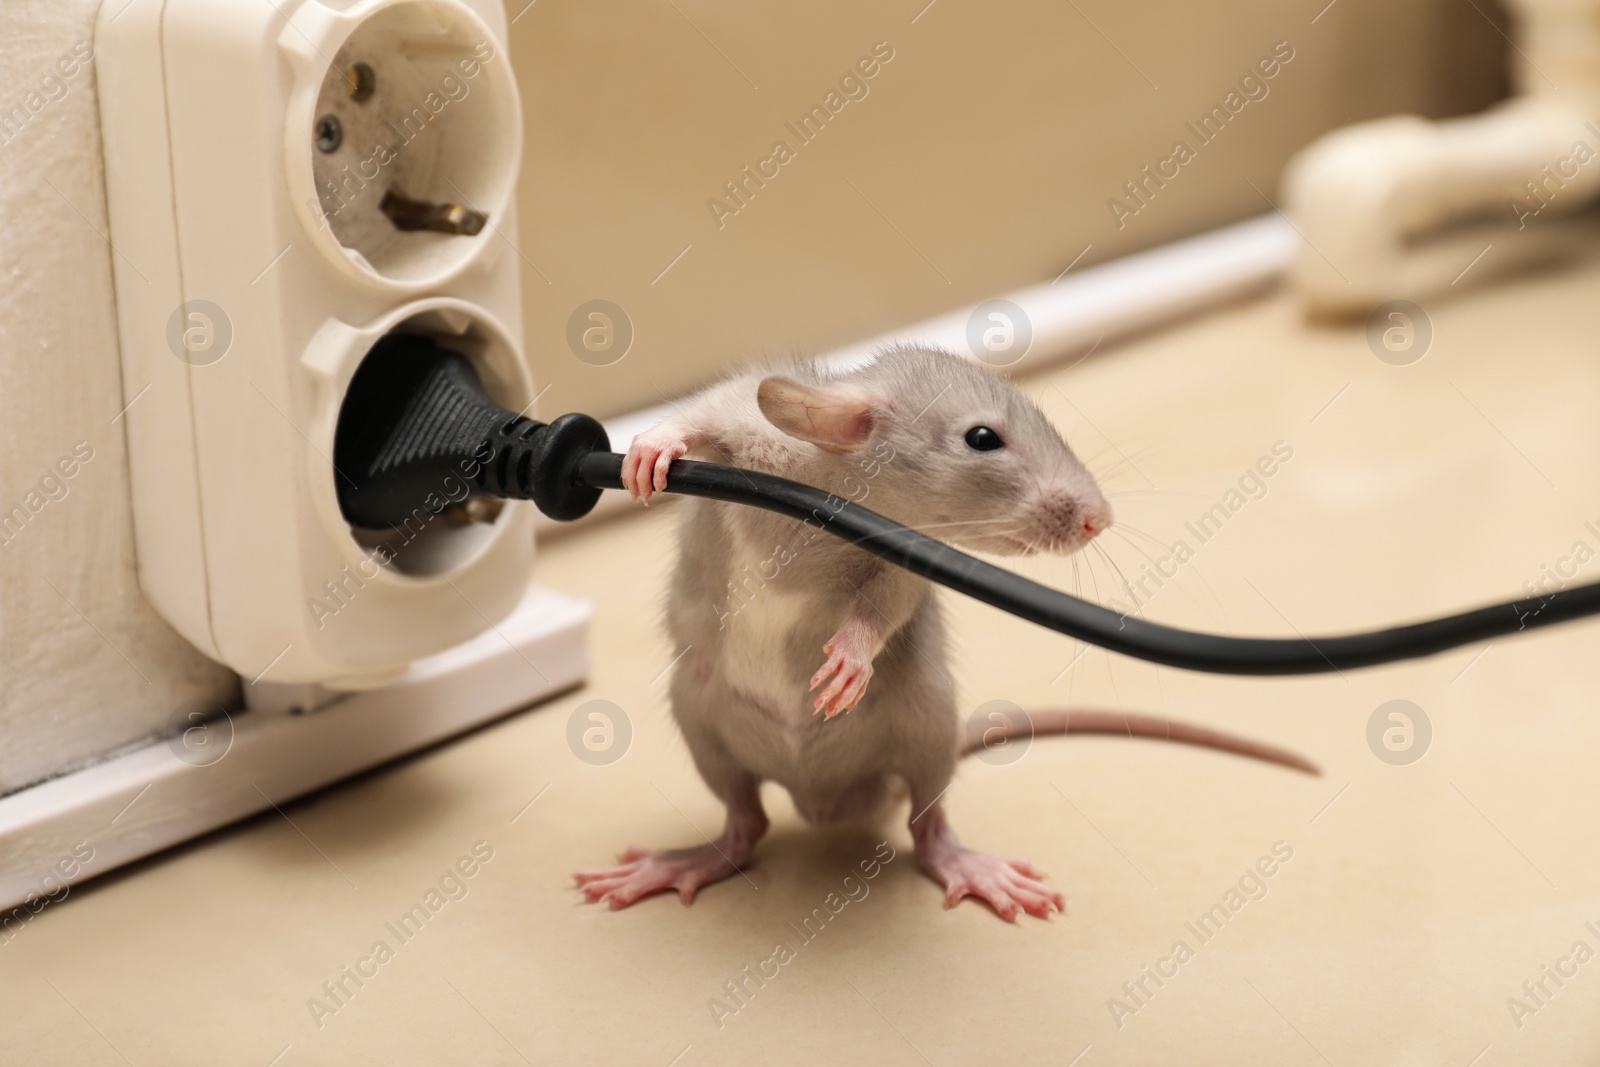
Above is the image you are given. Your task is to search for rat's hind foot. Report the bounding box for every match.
[920,847,1065,922]
[575,842,746,908]
[576,784,768,910]
[910,796,1065,922]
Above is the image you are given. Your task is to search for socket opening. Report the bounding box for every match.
[340,306,528,577]
[307,2,519,286]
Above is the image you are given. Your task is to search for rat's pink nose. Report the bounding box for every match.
[1080,503,1112,540]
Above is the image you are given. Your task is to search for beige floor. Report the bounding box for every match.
[8,244,1600,1065]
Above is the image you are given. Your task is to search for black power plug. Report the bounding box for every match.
[333,334,609,527]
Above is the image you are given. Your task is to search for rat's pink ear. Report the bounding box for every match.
[756,376,885,453]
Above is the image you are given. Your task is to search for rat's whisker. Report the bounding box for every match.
[1095,537,1179,618]
[1085,545,1131,611]
[1103,487,1210,502]
[1110,522,1170,551]
[841,516,1023,552]
[1117,519,1227,596]
[1080,543,1105,606]
[898,517,1022,533]
[1090,541,1136,602]
[1108,527,1226,623]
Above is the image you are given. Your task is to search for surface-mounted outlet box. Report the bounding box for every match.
[96,0,531,688]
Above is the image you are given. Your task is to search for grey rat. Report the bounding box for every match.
[575,345,1317,921]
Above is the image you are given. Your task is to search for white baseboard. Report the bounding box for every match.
[0,585,589,914]
[540,213,1297,534]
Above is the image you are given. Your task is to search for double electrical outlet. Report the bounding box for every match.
[97,0,531,688]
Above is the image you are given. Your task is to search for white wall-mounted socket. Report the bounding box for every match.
[96,0,531,689]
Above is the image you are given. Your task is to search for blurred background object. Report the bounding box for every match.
[1284,0,1600,315]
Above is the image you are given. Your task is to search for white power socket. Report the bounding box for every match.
[96,0,532,688]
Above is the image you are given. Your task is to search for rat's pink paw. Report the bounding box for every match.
[810,630,875,719]
[574,843,742,908]
[921,847,1065,922]
[622,431,692,504]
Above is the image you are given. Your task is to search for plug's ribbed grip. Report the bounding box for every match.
[476,410,609,521]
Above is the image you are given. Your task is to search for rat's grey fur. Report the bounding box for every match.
[660,345,1106,824]
[578,345,1313,917]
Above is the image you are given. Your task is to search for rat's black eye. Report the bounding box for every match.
[964,426,1004,452]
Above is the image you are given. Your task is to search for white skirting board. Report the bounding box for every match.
[541,213,1298,534]
[0,586,589,914]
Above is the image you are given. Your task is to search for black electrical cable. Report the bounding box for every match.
[574,451,1600,674]
[336,336,1600,677]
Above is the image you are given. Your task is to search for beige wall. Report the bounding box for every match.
[511,0,1509,420]
[0,0,238,795]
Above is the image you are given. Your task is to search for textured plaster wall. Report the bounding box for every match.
[0,1,239,796]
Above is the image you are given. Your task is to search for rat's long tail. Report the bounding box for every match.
[960,709,1320,776]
